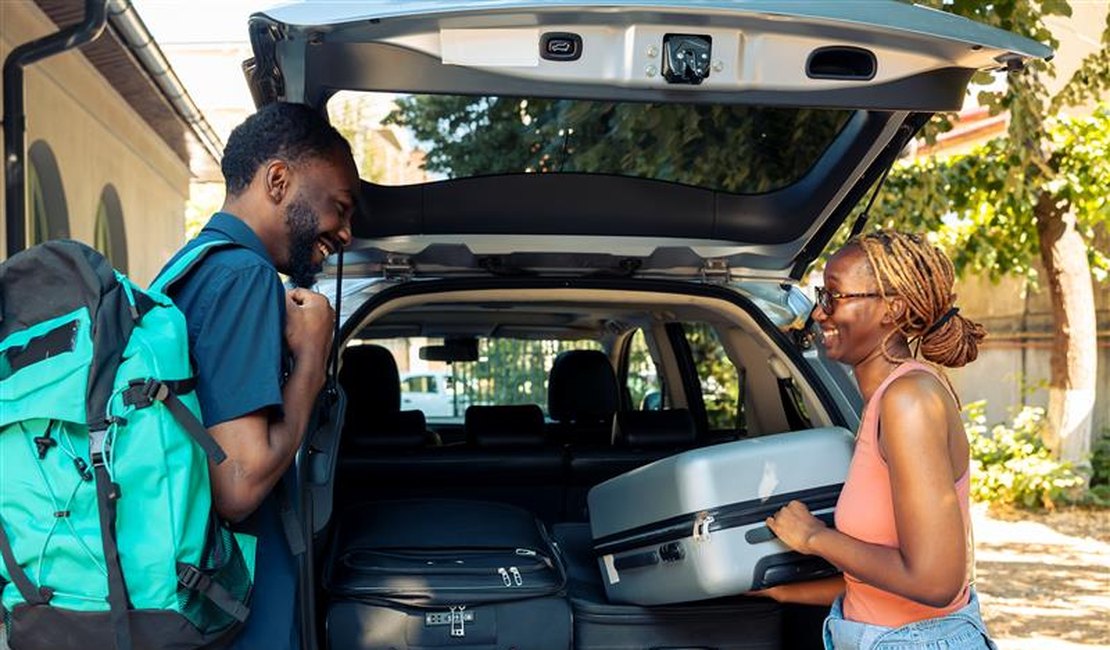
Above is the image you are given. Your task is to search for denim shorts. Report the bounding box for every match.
[823,589,998,650]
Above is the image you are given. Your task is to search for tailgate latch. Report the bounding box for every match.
[382,254,414,281]
[700,258,731,284]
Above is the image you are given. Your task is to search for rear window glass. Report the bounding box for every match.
[328,91,853,194]
[360,336,602,420]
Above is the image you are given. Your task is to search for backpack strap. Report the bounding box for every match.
[122,378,227,464]
[176,563,250,623]
[149,238,240,295]
[89,438,134,650]
[0,516,53,606]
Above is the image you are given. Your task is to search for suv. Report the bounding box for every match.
[241,3,1049,649]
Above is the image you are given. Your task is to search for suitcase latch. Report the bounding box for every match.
[693,511,715,542]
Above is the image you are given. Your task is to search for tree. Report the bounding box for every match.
[386,96,850,194]
[865,0,1110,467]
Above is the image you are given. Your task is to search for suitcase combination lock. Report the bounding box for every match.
[426,606,473,637]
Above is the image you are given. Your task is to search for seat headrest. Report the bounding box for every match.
[339,344,401,414]
[615,409,697,448]
[465,405,546,447]
[547,350,619,422]
[345,411,429,449]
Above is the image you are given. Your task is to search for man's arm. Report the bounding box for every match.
[207,288,333,523]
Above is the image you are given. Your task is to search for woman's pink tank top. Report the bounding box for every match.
[835,360,972,628]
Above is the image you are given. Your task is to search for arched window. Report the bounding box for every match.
[28,140,69,244]
[94,184,128,272]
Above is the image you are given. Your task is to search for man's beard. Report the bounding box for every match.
[285,197,323,288]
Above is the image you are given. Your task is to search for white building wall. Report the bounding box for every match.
[1,1,193,284]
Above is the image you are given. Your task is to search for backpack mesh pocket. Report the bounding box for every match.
[177,517,253,633]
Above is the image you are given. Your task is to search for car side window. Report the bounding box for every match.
[682,323,745,433]
[625,329,665,410]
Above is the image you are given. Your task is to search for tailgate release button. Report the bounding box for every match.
[541,32,582,61]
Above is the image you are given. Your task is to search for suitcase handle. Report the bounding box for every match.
[744,511,835,544]
[611,549,660,571]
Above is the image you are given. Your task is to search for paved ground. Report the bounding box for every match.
[972,503,1110,649]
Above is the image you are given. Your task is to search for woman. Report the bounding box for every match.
[761,230,992,649]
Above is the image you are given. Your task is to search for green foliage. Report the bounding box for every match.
[626,330,662,410]
[1088,431,1110,505]
[452,338,601,409]
[867,106,1110,283]
[385,95,850,194]
[1052,12,1110,111]
[683,323,743,432]
[964,401,1086,509]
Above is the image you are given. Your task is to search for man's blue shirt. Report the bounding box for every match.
[159,212,298,650]
[162,212,286,428]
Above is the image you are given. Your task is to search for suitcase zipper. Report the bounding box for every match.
[593,483,843,555]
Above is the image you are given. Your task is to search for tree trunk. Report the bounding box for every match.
[1034,192,1097,468]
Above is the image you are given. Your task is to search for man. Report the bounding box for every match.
[159,102,359,648]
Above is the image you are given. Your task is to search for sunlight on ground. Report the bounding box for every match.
[972,505,1110,648]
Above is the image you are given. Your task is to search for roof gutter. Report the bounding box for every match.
[105,0,224,172]
[4,0,108,259]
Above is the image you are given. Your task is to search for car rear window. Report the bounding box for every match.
[369,336,603,420]
[328,91,853,194]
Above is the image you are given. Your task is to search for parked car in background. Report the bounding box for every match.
[239,2,1051,648]
[399,370,465,417]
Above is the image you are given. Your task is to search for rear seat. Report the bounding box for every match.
[337,345,437,450]
[566,408,698,520]
[336,347,700,525]
[547,350,619,447]
[466,404,546,447]
[340,403,567,522]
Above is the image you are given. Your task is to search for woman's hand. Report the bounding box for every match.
[765,500,828,555]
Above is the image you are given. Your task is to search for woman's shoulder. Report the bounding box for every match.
[878,367,955,427]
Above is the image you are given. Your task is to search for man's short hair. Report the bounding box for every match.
[221,102,352,196]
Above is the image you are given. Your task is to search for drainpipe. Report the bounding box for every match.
[3,0,108,259]
[105,0,224,169]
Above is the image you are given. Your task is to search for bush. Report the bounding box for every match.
[963,401,1087,509]
[1088,432,1110,506]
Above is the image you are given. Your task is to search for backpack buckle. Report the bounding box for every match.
[177,564,209,592]
[124,379,169,408]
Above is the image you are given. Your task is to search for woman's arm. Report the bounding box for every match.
[752,575,845,606]
[766,374,968,607]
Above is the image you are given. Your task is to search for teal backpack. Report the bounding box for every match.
[0,239,254,650]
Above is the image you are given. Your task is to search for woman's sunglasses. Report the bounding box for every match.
[814,286,884,314]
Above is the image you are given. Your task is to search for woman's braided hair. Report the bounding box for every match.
[849,230,986,368]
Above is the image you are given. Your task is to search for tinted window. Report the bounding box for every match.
[370,336,603,419]
[329,91,852,194]
[683,323,745,432]
[625,329,665,411]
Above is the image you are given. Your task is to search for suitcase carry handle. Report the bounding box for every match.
[744,511,835,545]
[612,549,660,571]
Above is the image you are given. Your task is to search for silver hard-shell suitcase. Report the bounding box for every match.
[587,426,854,605]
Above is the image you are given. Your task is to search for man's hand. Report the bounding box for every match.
[765,500,828,555]
[285,288,333,394]
[286,288,334,356]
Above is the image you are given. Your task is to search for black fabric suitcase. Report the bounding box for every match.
[551,523,783,650]
[325,499,571,650]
